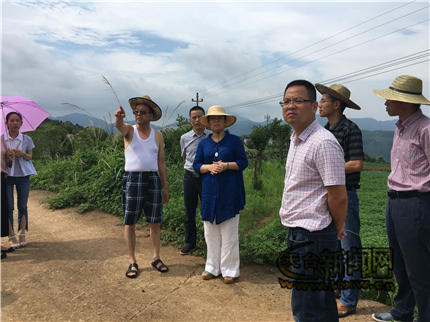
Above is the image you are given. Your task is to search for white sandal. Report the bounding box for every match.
[19,233,27,247]
[8,235,20,249]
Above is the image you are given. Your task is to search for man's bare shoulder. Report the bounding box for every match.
[154,129,163,137]
[153,129,164,144]
[123,123,134,138]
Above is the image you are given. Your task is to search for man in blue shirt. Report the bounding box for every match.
[180,106,211,255]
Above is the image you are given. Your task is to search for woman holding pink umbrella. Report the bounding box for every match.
[2,112,37,248]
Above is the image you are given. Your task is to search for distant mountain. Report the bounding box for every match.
[362,130,393,162]
[50,112,395,161]
[315,115,397,131]
[50,113,109,129]
[49,113,161,131]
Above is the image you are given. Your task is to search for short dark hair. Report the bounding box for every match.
[326,94,347,112]
[6,112,22,122]
[284,80,316,102]
[189,106,205,116]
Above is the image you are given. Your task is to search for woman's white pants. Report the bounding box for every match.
[204,214,240,278]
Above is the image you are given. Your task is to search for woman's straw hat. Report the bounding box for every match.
[128,95,162,121]
[371,75,430,105]
[315,83,361,110]
[198,105,236,128]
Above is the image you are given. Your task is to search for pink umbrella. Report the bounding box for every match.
[1,96,51,135]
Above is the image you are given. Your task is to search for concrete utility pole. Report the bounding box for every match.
[192,93,203,106]
[264,112,271,126]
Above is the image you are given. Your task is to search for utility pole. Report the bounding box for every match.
[264,112,271,126]
[192,93,203,106]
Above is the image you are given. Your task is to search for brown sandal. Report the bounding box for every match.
[224,277,234,284]
[337,301,356,318]
[202,271,214,280]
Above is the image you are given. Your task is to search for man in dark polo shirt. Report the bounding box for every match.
[316,83,364,318]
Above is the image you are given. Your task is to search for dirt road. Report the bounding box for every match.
[1,190,391,321]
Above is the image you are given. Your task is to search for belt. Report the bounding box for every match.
[387,190,426,199]
[186,170,199,178]
[346,185,360,191]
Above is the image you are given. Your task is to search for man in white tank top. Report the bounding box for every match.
[115,95,169,278]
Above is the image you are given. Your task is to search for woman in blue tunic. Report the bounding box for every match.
[193,105,248,284]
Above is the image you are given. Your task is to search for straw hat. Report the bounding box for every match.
[315,83,361,110]
[371,75,430,105]
[128,95,162,121]
[198,105,236,128]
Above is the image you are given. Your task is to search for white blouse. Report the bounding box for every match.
[2,132,37,177]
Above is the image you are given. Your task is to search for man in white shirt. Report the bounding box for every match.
[115,95,169,278]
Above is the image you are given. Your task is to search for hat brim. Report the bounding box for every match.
[199,115,236,128]
[128,97,162,121]
[315,83,361,110]
[371,89,430,105]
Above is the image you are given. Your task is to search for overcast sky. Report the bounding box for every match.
[1,1,429,128]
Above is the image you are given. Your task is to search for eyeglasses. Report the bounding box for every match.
[133,110,152,115]
[7,160,12,168]
[319,99,334,105]
[279,98,314,107]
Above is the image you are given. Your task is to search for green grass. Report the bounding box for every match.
[357,171,397,307]
[359,171,389,248]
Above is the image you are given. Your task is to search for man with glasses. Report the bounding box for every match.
[180,106,211,255]
[316,83,364,318]
[279,80,347,321]
[115,95,169,278]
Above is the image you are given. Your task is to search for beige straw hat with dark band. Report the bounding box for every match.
[315,83,361,110]
[128,95,162,121]
[371,75,430,105]
[198,105,236,128]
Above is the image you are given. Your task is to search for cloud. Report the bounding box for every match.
[1,1,429,125]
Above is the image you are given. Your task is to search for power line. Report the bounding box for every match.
[319,50,430,84]
[226,58,429,111]
[175,2,428,116]
[196,0,419,97]
[207,18,429,100]
[203,9,429,99]
[177,1,420,106]
[222,50,429,111]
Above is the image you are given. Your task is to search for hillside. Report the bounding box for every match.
[362,130,393,162]
[50,113,395,161]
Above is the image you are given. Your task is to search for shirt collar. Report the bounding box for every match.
[325,115,346,131]
[193,129,210,137]
[296,119,319,142]
[396,109,423,130]
[6,131,23,141]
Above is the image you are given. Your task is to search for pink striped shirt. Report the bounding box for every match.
[279,119,345,231]
[388,110,430,192]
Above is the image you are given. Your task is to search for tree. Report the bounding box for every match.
[27,119,86,161]
[247,124,271,190]
[267,118,292,161]
[161,114,192,165]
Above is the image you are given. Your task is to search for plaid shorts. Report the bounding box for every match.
[121,171,163,225]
